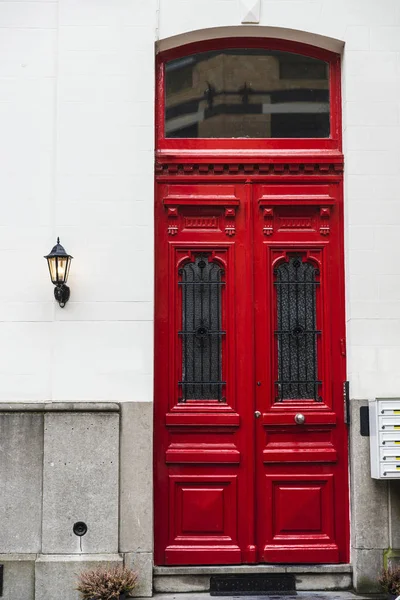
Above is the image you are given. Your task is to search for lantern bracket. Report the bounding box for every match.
[54,283,70,308]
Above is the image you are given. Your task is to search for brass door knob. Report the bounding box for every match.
[255,411,261,419]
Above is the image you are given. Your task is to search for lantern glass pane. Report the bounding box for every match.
[65,257,71,283]
[57,256,68,283]
[47,257,58,283]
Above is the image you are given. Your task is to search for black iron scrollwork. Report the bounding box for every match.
[274,255,321,401]
[178,254,226,402]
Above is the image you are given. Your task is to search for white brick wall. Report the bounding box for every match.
[0,0,156,402]
[53,0,156,402]
[1,0,400,401]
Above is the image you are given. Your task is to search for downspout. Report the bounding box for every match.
[155,0,160,42]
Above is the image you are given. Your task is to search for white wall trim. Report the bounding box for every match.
[156,25,344,53]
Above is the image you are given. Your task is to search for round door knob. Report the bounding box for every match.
[255,411,261,419]
[295,413,305,425]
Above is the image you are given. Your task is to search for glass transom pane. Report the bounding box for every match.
[165,49,330,139]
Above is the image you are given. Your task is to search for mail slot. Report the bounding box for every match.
[379,432,400,446]
[378,416,400,430]
[370,398,400,479]
[380,464,400,478]
[377,401,400,416]
[379,447,400,462]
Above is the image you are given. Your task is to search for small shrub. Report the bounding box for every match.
[378,566,400,595]
[76,565,138,600]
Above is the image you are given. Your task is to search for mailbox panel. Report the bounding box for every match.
[369,398,400,479]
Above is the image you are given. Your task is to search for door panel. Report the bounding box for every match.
[253,183,348,563]
[154,183,255,565]
[263,472,339,563]
[166,474,241,563]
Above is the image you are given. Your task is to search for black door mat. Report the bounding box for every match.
[210,574,296,596]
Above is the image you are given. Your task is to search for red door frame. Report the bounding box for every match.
[154,38,349,566]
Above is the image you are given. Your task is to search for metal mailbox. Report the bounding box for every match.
[370,398,400,479]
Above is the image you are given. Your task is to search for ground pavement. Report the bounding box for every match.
[153,593,384,600]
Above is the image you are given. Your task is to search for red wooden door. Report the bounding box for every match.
[253,182,348,563]
[154,179,349,565]
[154,182,255,565]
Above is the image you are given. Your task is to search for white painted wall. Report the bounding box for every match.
[0,0,156,402]
[1,0,400,402]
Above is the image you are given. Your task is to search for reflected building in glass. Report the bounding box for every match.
[165,50,330,138]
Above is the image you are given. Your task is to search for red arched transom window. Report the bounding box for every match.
[156,38,342,153]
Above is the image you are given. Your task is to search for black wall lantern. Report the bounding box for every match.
[44,238,73,307]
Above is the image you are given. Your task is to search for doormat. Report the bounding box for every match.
[210,574,297,596]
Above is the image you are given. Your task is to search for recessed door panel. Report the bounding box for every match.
[261,472,339,563]
[166,474,241,564]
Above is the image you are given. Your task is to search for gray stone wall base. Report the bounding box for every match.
[34,554,122,600]
[0,554,36,600]
[350,398,389,593]
[124,552,153,597]
[352,548,384,593]
[0,414,43,553]
[42,412,119,554]
[120,403,153,597]
[349,399,389,550]
[120,402,153,553]
[389,482,400,548]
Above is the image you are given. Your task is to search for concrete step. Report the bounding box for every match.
[153,565,353,594]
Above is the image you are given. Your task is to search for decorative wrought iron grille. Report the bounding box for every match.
[274,255,321,401]
[178,254,225,401]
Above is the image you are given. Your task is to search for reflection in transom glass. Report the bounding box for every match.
[274,255,321,401]
[165,49,330,138]
[179,254,225,402]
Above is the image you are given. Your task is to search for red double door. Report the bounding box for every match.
[154,178,349,565]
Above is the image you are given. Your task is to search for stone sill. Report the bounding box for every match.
[0,402,120,413]
[0,554,38,561]
[35,554,123,562]
[0,554,123,562]
[154,564,353,575]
